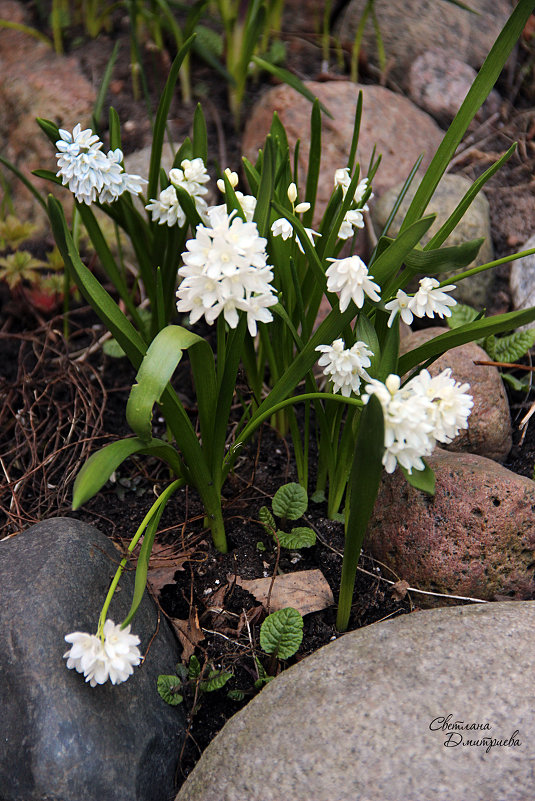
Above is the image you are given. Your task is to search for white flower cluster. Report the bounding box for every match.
[56,124,146,205]
[176,206,277,336]
[362,370,473,474]
[316,338,373,396]
[326,255,381,311]
[385,278,457,327]
[145,158,210,226]
[333,169,373,240]
[64,619,141,687]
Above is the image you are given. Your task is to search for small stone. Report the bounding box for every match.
[242,81,443,220]
[510,233,535,322]
[334,0,511,88]
[176,601,535,801]
[402,326,512,462]
[0,517,185,801]
[408,49,501,128]
[367,448,535,601]
[373,174,493,308]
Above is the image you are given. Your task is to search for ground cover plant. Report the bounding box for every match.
[2,0,535,790]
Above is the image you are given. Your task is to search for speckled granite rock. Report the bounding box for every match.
[0,517,185,801]
[372,174,493,307]
[176,601,535,801]
[403,327,512,462]
[408,48,501,128]
[242,81,443,219]
[335,0,511,88]
[367,449,535,601]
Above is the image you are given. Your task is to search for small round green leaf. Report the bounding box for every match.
[259,505,276,533]
[272,483,308,521]
[260,607,303,659]
[157,675,183,706]
[276,527,316,549]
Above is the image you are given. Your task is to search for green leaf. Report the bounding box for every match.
[272,482,308,520]
[72,436,183,509]
[260,608,304,659]
[102,338,126,358]
[484,329,535,363]
[337,394,384,632]
[276,527,316,549]
[188,655,201,680]
[192,103,208,163]
[259,505,276,534]
[501,373,531,392]
[157,675,183,706]
[403,238,485,274]
[399,307,535,375]
[446,303,479,329]
[401,462,436,495]
[126,325,216,446]
[227,689,245,701]
[254,656,274,688]
[200,671,233,692]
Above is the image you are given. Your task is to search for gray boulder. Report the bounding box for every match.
[177,601,535,801]
[372,173,493,307]
[510,232,535,322]
[335,0,511,88]
[0,517,185,801]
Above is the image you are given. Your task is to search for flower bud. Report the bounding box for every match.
[294,201,310,214]
[287,182,298,203]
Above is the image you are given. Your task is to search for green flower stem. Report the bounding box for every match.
[440,247,535,288]
[97,478,184,638]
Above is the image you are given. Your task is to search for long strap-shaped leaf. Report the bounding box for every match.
[336,394,384,631]
[399,0,534,232]
[399,306,535,375]
[72,437,185,509]
[126,326,217,459]
[147,34,196,202]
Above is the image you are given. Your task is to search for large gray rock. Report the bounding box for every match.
[335,0,511,88]
[403,327,512,461]
[242,81,443,218]
[177,602,535,801]
[373,173,494,307]
[0,517,185,801]
[368,449,535,602]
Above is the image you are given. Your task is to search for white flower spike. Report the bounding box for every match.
[316,338,374,397]
[326,255,381,311]
[64,619,141,687]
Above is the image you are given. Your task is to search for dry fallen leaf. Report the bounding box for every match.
[232,570,334,615]
[170,608,204,663]
[130,540,197,597]
[391,579,410,601]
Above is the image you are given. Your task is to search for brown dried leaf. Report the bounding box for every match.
[233,570,334,616]
[391,579,410,601]
[133,541,196,597]
[170,608,204,663]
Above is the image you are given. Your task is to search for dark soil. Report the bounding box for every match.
[3,2,535,794]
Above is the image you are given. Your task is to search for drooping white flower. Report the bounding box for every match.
[409,368,473,443]
[146,158,210,226]
[56,126,147,205]
[316,338,374,397]
[64,619,141,687]
[362,369,472,474]
[177,207,277,336]
[384,288,414,327]
[326,255,381,311]
[410,277,457,320]
[338,208,365,240]
[270,217,320,253]
[333,169,373,208]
